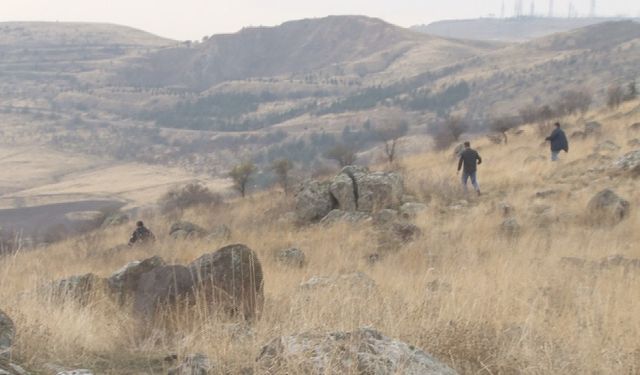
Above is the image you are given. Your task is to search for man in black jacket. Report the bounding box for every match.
[545,122,569,161]
[457,141,482,196]
[128,221,155,246]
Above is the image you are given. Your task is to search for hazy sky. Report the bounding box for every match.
[2,0,638,40]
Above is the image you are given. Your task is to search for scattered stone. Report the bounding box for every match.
[320,209,371,225]
[206,224,231,242]
[584,121,602,136]
[594,140,621,153]
[426,280,452,293]
[300,272,376,291]
[167,353,212,375]
[399,202,427,220]
[500,218,521,236]
[170,221,208,240]
[630,122,640,131]
[294,180,334,224]
[612,150,640,176]
[0,310,14,359]
[107,256,166,304]
[133,265,195,319]
[366,253,381,265]
[448,200,469,211]
[0,362,28,375]
[535,190,559,199]
[587,189,630,225]
[100,212,129,229]
[256,327,458,375]
[275,247,306,268]
[189,244,264,321]
[372,209,399,226]
[56,370,93,375]
[599,254,640,270]
[628,139,640,147]
[570,130,585,139]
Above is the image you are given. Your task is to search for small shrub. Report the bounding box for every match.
[159,182,223,214]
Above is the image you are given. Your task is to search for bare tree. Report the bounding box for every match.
[556,89,592,116]
[325,143,357,167]
[228,161,257,198]
[490,117,519,144]
[376,121,409,163]
[432,115,469,150]
[271,158,294,196]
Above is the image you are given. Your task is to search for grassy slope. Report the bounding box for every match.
[1,101,639,373]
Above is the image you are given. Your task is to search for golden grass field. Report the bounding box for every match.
[1,102,640,374]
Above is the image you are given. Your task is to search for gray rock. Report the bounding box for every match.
[133,265,195,319]
[107,256,166,305]
[500,218,521,236]
[329,172,357,211]
[167,353,212,375]
[0,362,29,375]
[399,202,427,220]
[189,244,264,321]
[294,180,334,224]
[570,130,585,139]
[630,122,640,131]
[587,189,630,225]
[257,327,458,375]
[170,221,208,240]
[613,150,640,174]
[628,139,640,147]
[45,274,105,305]
[497,201,514,217]
[535,190,559,199]
[275,247,306,268]
[0,310,14,359]
[320,209,371,225]
[56,370,93,375]
[357,172,404,212]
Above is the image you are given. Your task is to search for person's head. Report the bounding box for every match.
[555,122,561,128]
[136,221,144,228]
[464,141,471,148]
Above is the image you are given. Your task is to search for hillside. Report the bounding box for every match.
[1,99,639,373]
[412,17,639,42]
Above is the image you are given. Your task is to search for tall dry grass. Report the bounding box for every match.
[1,102,640,374]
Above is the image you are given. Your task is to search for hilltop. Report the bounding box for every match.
[412,17,640,42]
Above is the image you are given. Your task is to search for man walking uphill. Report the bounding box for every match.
[458,141,482,196]
[545,122,569,161]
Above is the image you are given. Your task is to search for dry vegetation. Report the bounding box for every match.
[1,102,640,374]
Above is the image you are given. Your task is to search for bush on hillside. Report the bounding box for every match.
[159,182,223,214]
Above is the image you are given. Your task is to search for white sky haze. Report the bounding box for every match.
[1,0,638,40]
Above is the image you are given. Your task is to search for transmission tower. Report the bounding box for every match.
[501,1,506,18]
[530,1,535,17]
[514,0,524,17]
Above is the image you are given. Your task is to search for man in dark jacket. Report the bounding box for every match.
[128,221,155,246]
[545,122,569,161]
[457,141,482,195]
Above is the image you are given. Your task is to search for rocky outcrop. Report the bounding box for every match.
[587,189,630,225]
[612,149,640,177]
[189,244,264,321]
[206,224,231,242]
[256,328,458,375]
[170,221,208,240]
[594,140,620,153]
[320,210,371,225]
[294,180,334,224]
[45,273,105,305]
[107,255,166,304]
[275,247,306,268]
[295,166,405,225]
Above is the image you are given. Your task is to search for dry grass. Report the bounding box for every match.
[1,103,640,374]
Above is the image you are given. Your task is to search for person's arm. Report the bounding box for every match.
[457,156,463,172]
[546,129,558,142]
[477,152,482,165]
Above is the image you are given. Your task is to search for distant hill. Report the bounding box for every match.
[117,15,496,89]
[412,17,639,42]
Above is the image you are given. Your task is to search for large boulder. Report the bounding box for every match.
[356,172,404,212]
[613,150,640,177]
[133,265,195,318]
[107,256,166,305]
[275,247,306,268]
[205,224,231,243]
[0,310,14,359]
[189,244,264,321]
[294,180,334,224]
[170,221,208,240]
[329,166,369,211]
[257,328,458,375]
[320,210,371,225]
[587,189,630,225]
